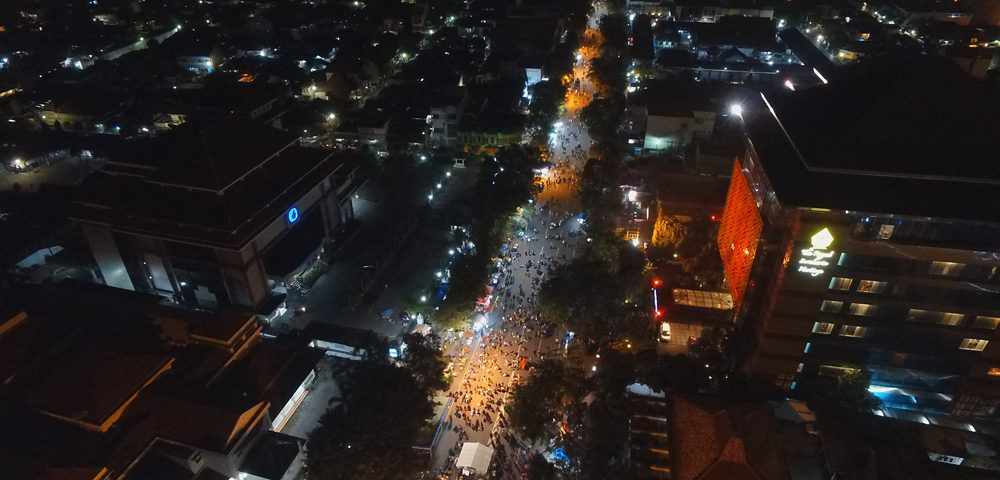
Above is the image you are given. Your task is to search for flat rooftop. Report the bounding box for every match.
[34,350,172,430]
[73,116,352,249]
[745,54,1000,224]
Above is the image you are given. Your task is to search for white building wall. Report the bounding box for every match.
[80,224,135,291]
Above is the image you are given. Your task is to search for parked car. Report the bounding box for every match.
[659,322,671,342]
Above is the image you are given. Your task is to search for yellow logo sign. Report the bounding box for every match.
[798,228,836,277]
[810,228,834,249]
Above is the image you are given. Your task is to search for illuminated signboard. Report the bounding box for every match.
[287,206,300,224]
[798,228,835,277]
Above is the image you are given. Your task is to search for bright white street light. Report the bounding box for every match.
[420,295,428,302]
[428,194,434,201]
[436,183,442,189]
[436,271,443,278]
[729,104,743,117]
[631,238,640,247]
[446,171,452,177]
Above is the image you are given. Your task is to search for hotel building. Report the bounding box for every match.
[718,55,1000,420]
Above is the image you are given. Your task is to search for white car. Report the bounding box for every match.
[659,322,671,343]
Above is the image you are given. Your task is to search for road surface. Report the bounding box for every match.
[431,4,605,478]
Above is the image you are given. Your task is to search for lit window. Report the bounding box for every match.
[988,367,1000,377]
[908,309,963,326]
[819,365,859,377]
[804,342,811,353]
[812,322,835,334]
[839,325,867,338]
[821,300,843,313]
[973,316,1000,330]
[940,312,964,326]
[829,277,853,291]
[856,279,887,294]
[877,224,894,239]
[797,363,805,373]
[838,253,848,266]
[929,261,965,276]
[960,338,989,352]
[848,303,876,316]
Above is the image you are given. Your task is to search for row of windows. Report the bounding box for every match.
[810,321,990,351]
[819,299,1000,330]
[812,322,866,337]
[828,277,888,294]
[819,300,877,316]
[829,275,1000,310]
[836,253,999,282]
[852,217,1000,251]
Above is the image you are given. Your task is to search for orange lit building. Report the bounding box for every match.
[717,161,763,308]
[720,55,1000,421]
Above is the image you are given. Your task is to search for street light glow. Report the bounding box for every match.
[729,104,743,117]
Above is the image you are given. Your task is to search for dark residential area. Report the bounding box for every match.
[1,0,1000,479]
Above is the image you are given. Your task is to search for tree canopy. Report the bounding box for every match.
[433,146,539,330]
[538,234,647,343]
[401,333,449,392]
[507,359,583,441]
[812,369,882,414]
[307,360,434,480]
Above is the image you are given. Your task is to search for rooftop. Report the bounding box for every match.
[73,116,352,248]
[33,350,173,431]
[745,54,1000,223]
[670,394,788,480]
[105,116,298,191]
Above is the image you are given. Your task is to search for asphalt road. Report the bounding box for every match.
[430,9,603,475]
[275,163,477,336]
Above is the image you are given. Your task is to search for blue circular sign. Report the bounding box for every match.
[287,207,300,224]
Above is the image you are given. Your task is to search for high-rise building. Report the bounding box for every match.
[72,116,360,313]
[719,55,1000,420]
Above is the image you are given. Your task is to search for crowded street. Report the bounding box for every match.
[431,5,603,477]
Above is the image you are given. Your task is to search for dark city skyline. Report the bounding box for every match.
[1,0,999,479]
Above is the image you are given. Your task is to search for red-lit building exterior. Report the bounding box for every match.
[718,55,1000,421]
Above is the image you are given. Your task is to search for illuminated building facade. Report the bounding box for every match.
[722,55,1000,421]
[718,161,763,307]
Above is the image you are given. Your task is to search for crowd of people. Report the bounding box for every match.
[433,37,597,479]
[434,165,586,479]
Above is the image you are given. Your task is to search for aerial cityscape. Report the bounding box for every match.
[1,0,999,479]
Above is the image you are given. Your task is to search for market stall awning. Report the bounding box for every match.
[456,442,493,473]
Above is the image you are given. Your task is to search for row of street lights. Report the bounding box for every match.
[418,167,458,307]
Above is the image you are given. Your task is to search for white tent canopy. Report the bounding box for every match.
[456,442,493,474]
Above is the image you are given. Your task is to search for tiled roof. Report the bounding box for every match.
[670,394,788,480]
